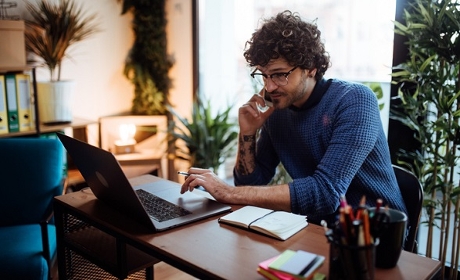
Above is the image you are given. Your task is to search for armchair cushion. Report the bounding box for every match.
[0,224,57,280]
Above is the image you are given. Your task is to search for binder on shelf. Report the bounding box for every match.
[4,74,19,132]
[15,73,35,132]
[0,75,8,134]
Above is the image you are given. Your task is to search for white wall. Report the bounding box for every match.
[17,0,193,144]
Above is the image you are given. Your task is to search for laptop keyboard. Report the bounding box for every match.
[135,189,192,222]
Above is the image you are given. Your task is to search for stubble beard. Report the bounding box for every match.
[271,83,309,110]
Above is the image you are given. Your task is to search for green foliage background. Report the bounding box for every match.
[167,97,238,173]
[118,0,173,115]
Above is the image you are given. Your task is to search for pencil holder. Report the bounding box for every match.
[328,239,378,280]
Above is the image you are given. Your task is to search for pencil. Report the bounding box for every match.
[362,208,372,245]
[356,196,366,221]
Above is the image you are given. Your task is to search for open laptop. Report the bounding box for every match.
[57,133,231,231]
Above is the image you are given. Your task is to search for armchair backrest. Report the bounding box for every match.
[0,138,64,226]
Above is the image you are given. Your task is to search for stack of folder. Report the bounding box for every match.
[257,250,326,280]
[0,73,35,134]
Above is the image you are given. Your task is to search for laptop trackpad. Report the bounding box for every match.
[136,181,214,212]
[147,187,212,213]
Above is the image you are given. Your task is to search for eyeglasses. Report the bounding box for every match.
[250,66,298,86]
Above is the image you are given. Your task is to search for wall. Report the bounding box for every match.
[16,0,193,145]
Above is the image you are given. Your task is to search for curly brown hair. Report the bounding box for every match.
[243,10,330,80]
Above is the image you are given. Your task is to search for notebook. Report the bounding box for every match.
[57,133,231,231]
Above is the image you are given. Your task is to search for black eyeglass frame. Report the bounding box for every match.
[250,66,298,86]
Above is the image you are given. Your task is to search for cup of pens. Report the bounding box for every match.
[324,197,382,280]
[328,237,378,280]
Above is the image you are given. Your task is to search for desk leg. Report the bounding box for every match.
[116,239,127,280]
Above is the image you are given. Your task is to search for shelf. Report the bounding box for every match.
[40,117,98,133]
[0,117,97,138]
[0,65,34,73]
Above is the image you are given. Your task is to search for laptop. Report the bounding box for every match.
[57,133,231,231]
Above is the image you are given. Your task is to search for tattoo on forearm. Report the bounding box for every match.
[236,134,256,175]
[242,135,256,142]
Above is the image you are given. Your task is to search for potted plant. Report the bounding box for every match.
[391,0,460,278]
[24,0,99,123]
[167,96,238,176]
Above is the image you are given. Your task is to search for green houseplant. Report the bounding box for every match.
[116,0,173,115]
[391,0,460,278]
[24,0,99,123]
[167,96,238,174]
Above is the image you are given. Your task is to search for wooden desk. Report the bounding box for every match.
[54,175,441,280]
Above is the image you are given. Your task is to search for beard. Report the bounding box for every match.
[269,78,310,109]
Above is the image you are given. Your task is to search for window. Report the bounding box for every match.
[198,0,396,133]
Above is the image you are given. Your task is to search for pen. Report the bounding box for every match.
[177,171,190,176]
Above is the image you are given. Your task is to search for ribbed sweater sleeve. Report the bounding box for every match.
[234,79,407,224]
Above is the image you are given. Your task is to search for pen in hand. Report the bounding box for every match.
[177,171,204,191]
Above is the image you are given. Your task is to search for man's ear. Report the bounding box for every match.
[307,68,317,77]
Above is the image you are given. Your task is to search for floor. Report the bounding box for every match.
[152,262,198,280]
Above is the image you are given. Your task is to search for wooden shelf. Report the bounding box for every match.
[0,117,97,138]
[0,65,34,73]
[40,117,98,133]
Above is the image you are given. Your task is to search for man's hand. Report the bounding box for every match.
[180,168,234,204]
[238,91,274,135]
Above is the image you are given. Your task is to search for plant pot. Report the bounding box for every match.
[37,81,75,124]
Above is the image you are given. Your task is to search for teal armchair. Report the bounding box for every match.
[0,138,64,280]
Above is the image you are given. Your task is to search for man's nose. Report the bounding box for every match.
[264,78,279,92]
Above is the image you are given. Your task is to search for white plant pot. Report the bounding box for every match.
[37,81,75,124]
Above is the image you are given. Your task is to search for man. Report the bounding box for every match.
[181,10,407,225]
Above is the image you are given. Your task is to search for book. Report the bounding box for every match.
[218,206,308,240]
[268,250,325,280]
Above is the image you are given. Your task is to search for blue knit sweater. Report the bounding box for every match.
[234,79,407,224]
